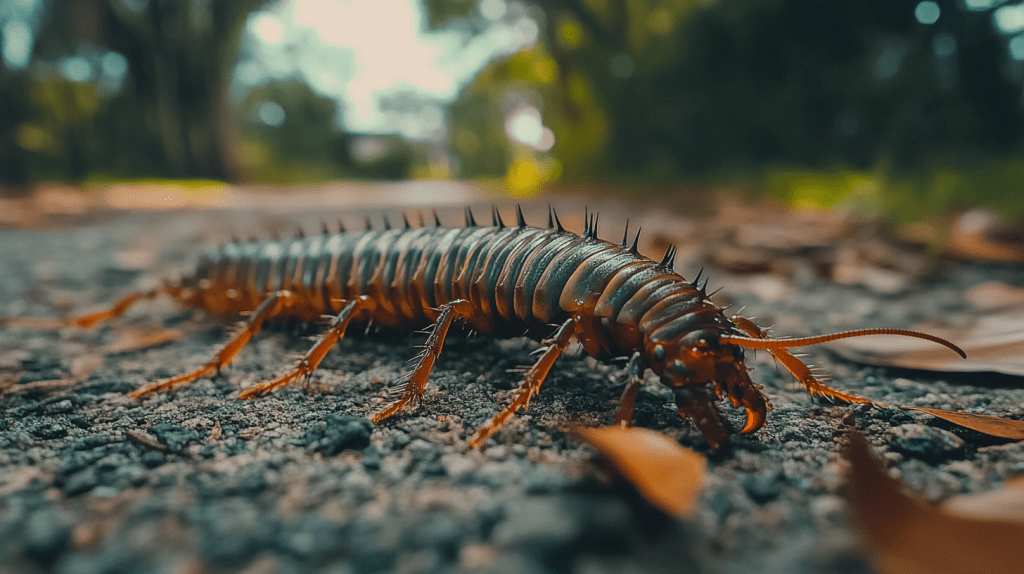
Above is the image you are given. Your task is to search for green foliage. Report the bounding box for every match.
[239,79,416,183]
[2,0,272,184]
[763,161,1024,223]
[439,0,1024,212]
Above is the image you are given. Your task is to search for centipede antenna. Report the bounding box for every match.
[382,214,392,230]
[364,216,373,231]
[402,213,411,229]
[548,205,554,229]
[552,207,565,232]
[321,221,330,235]
[621,219,629,247]
[465,206,477,227]
[337,220,346,233]
[721,328,967,359]
[433,209,442,227]
[516,204,526,228]
[629,227,641,254]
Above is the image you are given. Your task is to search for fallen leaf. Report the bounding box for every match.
[0,378,79,397]
[899,407,1024,441]
[828,308,1024,377]
[574,426,705,516]
[943,479,1024,524]
[126,430,169,453]
[70,355,103,379]
[948,209,1024,264]
[208,421,222,443]
[844,432,1024,574]
[964,281,1024,312]
[105,328,183,354]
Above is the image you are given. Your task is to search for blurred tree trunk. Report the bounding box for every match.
[0,52,31,190]
[101,0,266,181]
[35,0,268,181]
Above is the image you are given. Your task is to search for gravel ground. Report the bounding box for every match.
[1,206,1023,574]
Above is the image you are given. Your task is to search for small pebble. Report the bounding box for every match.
[887,424,965,462]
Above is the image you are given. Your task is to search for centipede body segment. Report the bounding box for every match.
[1,206,966,449]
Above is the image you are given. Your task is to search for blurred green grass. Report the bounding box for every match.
[762,161,1024,224]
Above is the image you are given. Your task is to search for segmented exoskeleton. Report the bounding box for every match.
[2,206,965,449]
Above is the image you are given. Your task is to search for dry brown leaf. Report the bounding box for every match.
[0,377,79,398]
[105,328,183,354]
[844,432,1024,574]
[943,479,1024,524]
[899,407,1024,440]
[575,426,705,517]
[964,281,1024,312]
[828,308,1024,377]
[948,209,1024,263]
[125,430,169,453]
[70,355,103,379]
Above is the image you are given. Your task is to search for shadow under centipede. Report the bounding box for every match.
[872,365,1024,390]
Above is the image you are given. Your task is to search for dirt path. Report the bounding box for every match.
[1,186,1022,574]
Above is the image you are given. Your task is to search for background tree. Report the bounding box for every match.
[435,0,1024,182]
[5,0,270,183]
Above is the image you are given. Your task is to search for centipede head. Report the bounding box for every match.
[647,330,769,449]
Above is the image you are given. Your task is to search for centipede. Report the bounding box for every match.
[1,206,966,449]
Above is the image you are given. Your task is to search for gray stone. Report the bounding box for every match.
[492,497,582,568]
[150,424,198,452]
[887,424,965,462]
[22,509,71,564]
[310,415,374,456]
[30,422,67,440]
[63,469,98,497]
[141,451,166,468]
[743,472,783,503]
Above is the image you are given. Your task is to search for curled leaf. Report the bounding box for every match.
[575,426,705,517]
[899,407,1024,441]
[828,309,1024,377]
[844,432,1024,574]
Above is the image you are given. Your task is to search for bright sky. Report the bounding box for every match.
[237,0,538,138]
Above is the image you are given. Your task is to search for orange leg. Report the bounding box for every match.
[0,287,178,330]
[731,316,876,405]
[468,318,578,448]
[128,290,297,398]
[675,385,729,450]
[613,352,643,427]
[370,299,475,423]
[238,296,376,399]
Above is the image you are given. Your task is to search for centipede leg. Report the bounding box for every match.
[1,286,181,330]
[238,296,376,399]
[731,316,876,405]
[675,385,729,450]
[613,352,643,427]
[128,290,298,398]
[468,317,578,448]
[370,299,475,423]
